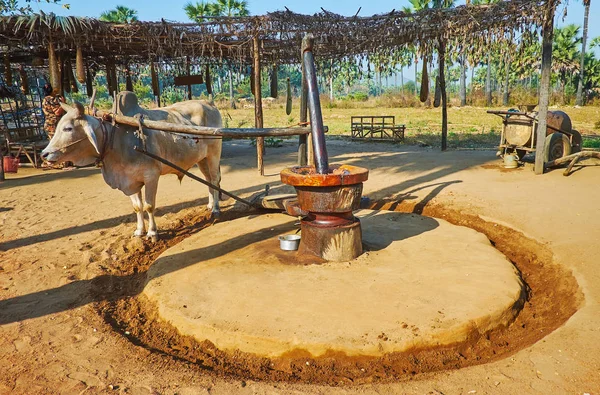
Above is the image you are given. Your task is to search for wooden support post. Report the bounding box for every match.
[535,3,556,175]
[151,61,160,107]
[186,56,192,100]
[439,40,448,151]
[298,59,309,166]
[253,36,265,175]
[0,152,5,182]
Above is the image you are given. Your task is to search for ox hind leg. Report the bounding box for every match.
[143,176,160,242]
[198,156,221,216]
[130,191,146,237]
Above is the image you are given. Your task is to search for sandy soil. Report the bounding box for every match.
[1,139,599,394]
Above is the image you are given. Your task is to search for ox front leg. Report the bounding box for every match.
[143,177,160,242]
[130,191,146,237]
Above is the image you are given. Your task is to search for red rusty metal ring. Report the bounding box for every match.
[281,164,369,187]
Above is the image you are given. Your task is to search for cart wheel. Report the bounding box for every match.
[516,149,528,160]
[571,130,582,153]
[543,132,572,162]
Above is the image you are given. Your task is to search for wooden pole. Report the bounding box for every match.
[253,36,265,175]
[186,56,192,100]
[535,3,556,175]
[86,108,312,137]
[0,152,5,182]
[439,40,448,151]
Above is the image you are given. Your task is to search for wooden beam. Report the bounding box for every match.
[186,56,192,100]
[534,3,556,175]
[253,36,265,176]
[87,108,312,137]
[0,151,5,182]
[439,40,448,151]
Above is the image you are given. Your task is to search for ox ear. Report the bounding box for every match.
[73,102,86,118]
[82,122,100,155]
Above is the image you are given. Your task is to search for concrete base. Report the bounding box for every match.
[143,210,525,358]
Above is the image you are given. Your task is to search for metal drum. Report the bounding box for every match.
[504,110,572,147]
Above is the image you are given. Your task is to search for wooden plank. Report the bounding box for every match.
[174,75,205,87]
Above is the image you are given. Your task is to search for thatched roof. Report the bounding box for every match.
[0,0,554,67]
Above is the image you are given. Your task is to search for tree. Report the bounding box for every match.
[403,0,431,99]
[552,24,582,100]
[212,0,249,17]
[99,5,138,23]
[472,0,499,106]
[1,0,66,15]
[185,0,249,106]
[184,1,218,22]
[575,0,590,106]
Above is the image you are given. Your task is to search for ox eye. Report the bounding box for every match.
[63,126,73,132]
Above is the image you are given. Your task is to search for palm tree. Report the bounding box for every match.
[575,0,591,106]
[185,0,249,106]
[184,2,219,22]
[472,0,499,106]
[403,0,431,99]
[212,0,249,17]
[99,6,138,23]
[552,24,582,101]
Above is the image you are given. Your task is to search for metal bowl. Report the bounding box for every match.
[279,234,301,251]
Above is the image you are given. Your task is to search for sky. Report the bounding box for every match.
[34,0,599,42]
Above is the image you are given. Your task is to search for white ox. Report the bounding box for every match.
[41,92,222,240]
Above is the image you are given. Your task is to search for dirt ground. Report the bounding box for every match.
[1,139,600,394]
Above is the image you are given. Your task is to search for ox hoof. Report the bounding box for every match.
[133,230,146,237]
[146,232,159,243]
[210,211,221,220]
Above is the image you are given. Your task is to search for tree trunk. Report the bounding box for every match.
[229,69,236,109]
[414,60,418,96]
[535,4,555,175]
[459,54,467,106]
[486,53,492,106]
[575,1,589,106]
[439,42,448,151]
[253,36,264,176]
[470,66,475,95]
[503,52,511,106]
[401,68,404,92]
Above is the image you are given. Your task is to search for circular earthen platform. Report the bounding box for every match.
[143,210,525,358]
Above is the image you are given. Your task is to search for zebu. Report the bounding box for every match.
[41,92,222,241]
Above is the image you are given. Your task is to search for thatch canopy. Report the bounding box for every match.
[0,0,553,66]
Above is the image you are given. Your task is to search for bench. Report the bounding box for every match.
[351,115,405,142]
[2,126,49,168]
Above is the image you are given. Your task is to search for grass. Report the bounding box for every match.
[219,99,600,149]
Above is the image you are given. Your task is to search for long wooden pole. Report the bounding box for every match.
[186,56,192,100]
[535,3,556,175]
[253,36,265,176]
[86,108,312,137]
[439,40,448,151]
[0,152,4,182]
